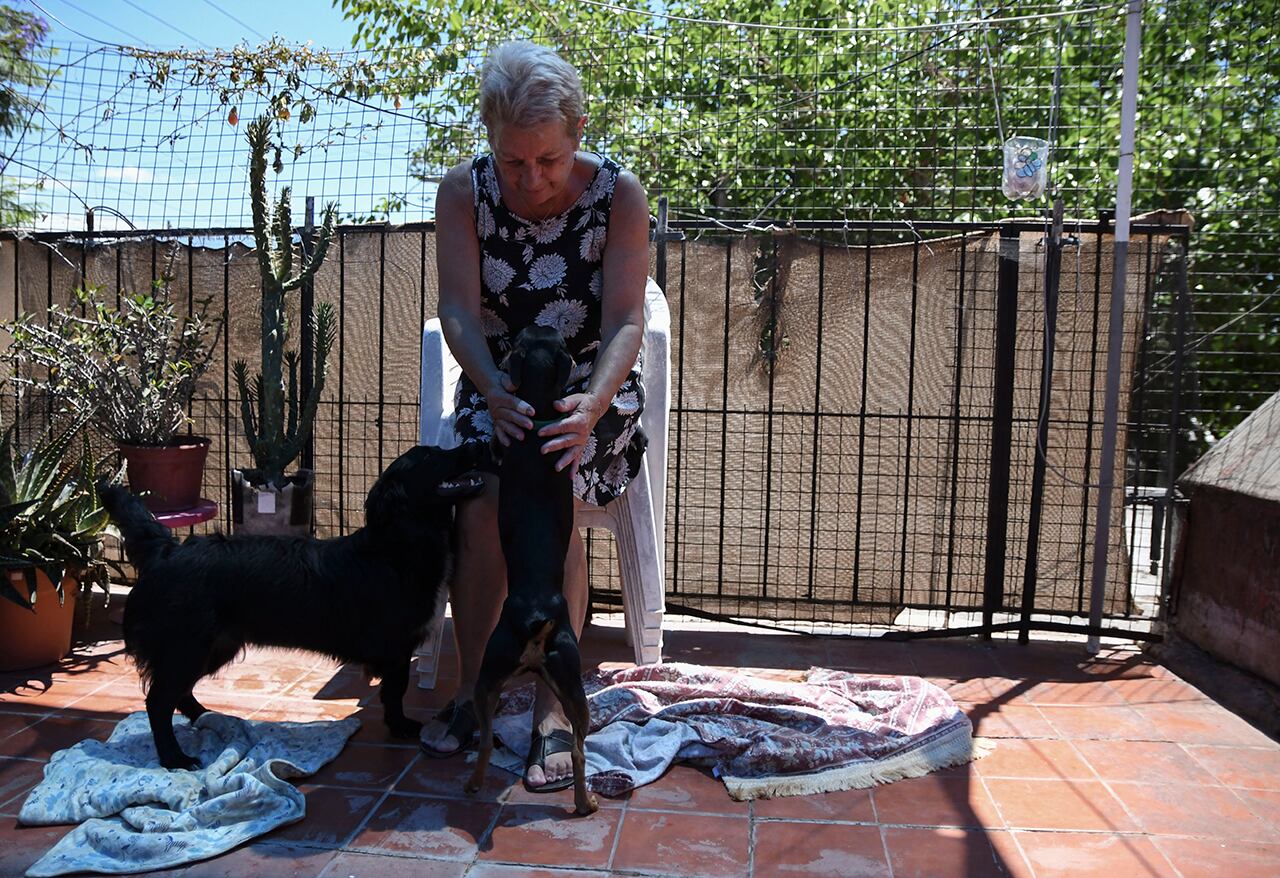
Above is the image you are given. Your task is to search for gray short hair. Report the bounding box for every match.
[479,42,584,142]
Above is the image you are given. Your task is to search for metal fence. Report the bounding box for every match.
[0,212,1191,637]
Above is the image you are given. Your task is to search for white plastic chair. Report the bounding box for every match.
[415,278,669,687]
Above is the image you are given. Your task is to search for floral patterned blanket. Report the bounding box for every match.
[484,662,983,800]
[18,711,359,876]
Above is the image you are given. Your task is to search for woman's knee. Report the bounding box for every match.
[456,475,500,555]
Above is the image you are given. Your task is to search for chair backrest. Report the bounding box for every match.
[420,279,670,528]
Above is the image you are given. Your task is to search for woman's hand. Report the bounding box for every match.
[538,392,607,476]
[482,372,535,446]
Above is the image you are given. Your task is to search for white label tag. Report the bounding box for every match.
[257,491,276,514]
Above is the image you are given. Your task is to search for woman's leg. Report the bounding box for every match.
[422,474,505,753]
[524,527,588,788]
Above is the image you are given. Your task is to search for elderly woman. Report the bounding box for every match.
[421,41,650,792]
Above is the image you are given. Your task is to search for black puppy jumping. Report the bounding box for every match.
[101,443,486,770]
[465,325,598,816]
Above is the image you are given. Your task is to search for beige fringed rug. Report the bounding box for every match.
[484,662,990,800]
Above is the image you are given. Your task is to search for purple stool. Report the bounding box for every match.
[153,498,219,529]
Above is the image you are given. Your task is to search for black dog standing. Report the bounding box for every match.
[101,443,486,770]
[465,325,598,816]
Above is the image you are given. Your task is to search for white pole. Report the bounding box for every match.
[1088,0,1143,653]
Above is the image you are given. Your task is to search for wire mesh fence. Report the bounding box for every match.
[0,0,1275,634]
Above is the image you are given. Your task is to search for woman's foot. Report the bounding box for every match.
[420,698,478,758]
[525,688,575,789]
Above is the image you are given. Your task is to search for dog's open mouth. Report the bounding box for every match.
[437,471,487,496]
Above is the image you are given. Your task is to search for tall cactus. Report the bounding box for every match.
[234,114,338,490]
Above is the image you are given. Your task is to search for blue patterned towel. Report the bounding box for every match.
[18,711,360,876]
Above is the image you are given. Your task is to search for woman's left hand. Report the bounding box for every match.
[538,391,607,477]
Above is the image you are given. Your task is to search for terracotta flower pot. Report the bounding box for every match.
[118,436,211,513]
[0,568,77,671]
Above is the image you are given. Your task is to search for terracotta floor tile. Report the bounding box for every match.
[0,819,80,877]
[318,851,467,878]
[1151,837,1280,878]
[250,698,361,723]
[871,775,1003,828]
[1015,831,1179,878]
[1236,787,1280,832]
[500,775,628,810]
[1037,705,1151,740]
[983,778,1135,832]
[181,841,339,877]
[344,708,434,746]
[284,669,379,703]
[307,743,417,789]
[753,820,890,877]
[626,765,748,815]
[985,829,1035,878]
[1136,704,1274,747]
[823,639,916,674]
[0,757,46,813]
[936,677,1029,704]
[974,738,1093,780]
[0,678,110,711]
[462,866,608,878]
[1108,782,1276,841]
[478,803,621,869]
[263,785,383,848]
[1105,677,1211,707]
[349,793,499,861]
[0,713,47,744]
[751,785,874,821]
[611,810,749,877]
[1074,740,1218,785]
[393,751,512,802]
[0,715,118,760]
[961,704,1057,739]
[1019,679,1129,706]
[1185,745,1280,789]
[910,645,1004,679]
[882,827,1009,878]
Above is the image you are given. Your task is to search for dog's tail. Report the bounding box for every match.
[98,484,177,571]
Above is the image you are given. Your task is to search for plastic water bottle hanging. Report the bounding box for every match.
[1003,136,1050,200]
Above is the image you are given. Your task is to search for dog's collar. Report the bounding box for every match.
[529,418,559,430]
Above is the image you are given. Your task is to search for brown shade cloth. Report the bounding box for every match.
[0,220,1174,629]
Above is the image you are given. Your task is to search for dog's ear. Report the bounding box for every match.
[365,462,410,530]
[555,348,574,393]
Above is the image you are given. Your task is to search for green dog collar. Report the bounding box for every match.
[530,418,559,430]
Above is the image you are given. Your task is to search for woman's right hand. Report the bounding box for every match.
[482,372,535,446]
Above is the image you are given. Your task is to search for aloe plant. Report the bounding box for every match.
[0,417,114,611]
[234,113,337,490]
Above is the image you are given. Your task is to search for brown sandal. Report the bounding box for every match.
[522,727,576,793]
[419,700,478,759]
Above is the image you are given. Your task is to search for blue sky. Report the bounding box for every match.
[29,0,359,51]
[12,1,441,230]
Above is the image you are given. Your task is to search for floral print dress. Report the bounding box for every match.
[452,152,647,507]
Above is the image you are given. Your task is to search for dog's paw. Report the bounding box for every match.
[574,793,599,816]
[161,752,201,771]
[387,716,424,739]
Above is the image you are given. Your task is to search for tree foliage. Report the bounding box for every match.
[337,0,1278,444]
[0,3,51,226]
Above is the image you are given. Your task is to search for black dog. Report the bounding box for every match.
[101,443,486,770]
[465,325,598,815]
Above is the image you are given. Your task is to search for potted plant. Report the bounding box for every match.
[0,416,113,671]
[231,113,337,536]
[5,258,222,513]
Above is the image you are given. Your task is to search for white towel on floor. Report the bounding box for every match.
[17,711,359,876]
